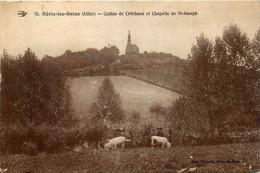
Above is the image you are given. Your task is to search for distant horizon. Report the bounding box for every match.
[1,1,260,59]
[41,41,183,58]
[3,44,183,59]
[0,28,191,59]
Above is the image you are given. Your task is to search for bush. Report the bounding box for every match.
[140,123,154,147]
[0,123,28,154]
[21,141,38,155]
[1,121,105,154]
[172,130,260,147]
[33,124,86,153]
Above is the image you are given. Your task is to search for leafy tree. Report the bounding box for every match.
[100,45,119,75]
[184,34,213,101]
[88,77,124,146]
[252,27,260,58]
[211,24,259,130]
[183,34,213,130]
[92,77,124,123]
[149,102,165,121]
[100,45,119,64]
[126,111,141,147]
[168,97,203,144]
[1,48,75,153]
[170,24,259,143]
[50,45,119,76]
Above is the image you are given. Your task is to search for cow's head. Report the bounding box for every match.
[167,142,171,148]
[104,143,109,150]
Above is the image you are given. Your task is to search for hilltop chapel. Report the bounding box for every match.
[125,31,139,56]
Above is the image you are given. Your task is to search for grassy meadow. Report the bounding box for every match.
[1,142,259,173]
[68,75,181,119]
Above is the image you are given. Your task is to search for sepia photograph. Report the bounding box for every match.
[0,1,259,172]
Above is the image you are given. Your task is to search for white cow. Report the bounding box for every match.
[104,136,131,150]
[151,136,171,148]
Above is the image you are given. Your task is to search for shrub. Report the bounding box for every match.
[140,123,154,147]
[33,124,85,153]
[21,141,38,155]
[0,123,28,154]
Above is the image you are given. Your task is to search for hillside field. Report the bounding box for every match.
[68,75,181,119]
[1,142,259,172]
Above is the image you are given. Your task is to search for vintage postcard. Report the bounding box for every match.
[0,1,259,172]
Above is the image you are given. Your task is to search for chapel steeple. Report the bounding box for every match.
[127,30,131,45]
[125,30,139,56]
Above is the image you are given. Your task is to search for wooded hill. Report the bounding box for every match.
[44,47,187,93]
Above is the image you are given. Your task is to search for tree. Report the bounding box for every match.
[252,27,260,58]
[168,97,203,144]
[126,111,141,147]
[168,24,259,146]
[183,33,213,130]
[100,45,119,64]
[149,102,165,121]
[1,48,75,153]
[93,77,124,123]
[211,24,259,130]
[185,33,213,100]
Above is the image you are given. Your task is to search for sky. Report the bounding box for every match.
[0,1,259,59]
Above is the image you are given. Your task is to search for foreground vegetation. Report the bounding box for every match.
[1,49,78,154]
[169,24,260,139]
[0,142,259,173]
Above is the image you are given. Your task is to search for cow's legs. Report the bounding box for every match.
[161,143,165,148]
[121,142,125,149]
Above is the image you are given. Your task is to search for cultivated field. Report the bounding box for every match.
[1,142,259,173]
[68,75,181,119]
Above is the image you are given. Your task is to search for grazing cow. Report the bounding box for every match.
[151,136,171,148]
[104,136,131,150]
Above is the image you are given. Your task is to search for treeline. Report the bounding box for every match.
[45,46,186,93]
[168,24,260,144]
[43,43,186,92]
[1,49,82,154]
[44,45,120,76]
[1,49,135,154]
